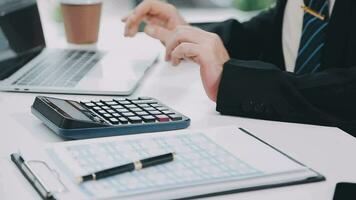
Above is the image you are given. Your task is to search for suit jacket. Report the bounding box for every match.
[206,0,356,136]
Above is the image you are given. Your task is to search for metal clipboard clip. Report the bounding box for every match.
[10,153,68,200]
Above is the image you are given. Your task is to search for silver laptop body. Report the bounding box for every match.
[0,0,158,95]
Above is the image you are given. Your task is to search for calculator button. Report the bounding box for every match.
[144,107,156,111]
[113,98,126,101]
[156,115,170,122]
[138,104,150,108]
[112,113,120,117]
[104,101,118,106]
[111,105,124,109]
[93,106,101,110]
[122,112,135,117]
[117,100,131,105]
[125,104,137,109]
[83,102,95,107]
[95,102,104,106]
[162,110,174,115]
[119,117,129,124]
[103,113,112,118]
[149,110,161,115]
[107,109,116,113]
[102,106,110,110]
[128,116,142,123]
[116,108,129,113]
[169,114,182,121]
[136,111,149,116]
[109,118,119,124]
[98,110,107,114]
[155,106,168,111]
[130,108,143,112]
[142,115,156,123]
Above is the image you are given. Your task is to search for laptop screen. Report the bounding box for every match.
[0,0,45,80]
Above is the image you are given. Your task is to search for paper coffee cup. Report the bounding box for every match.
[60,0,103,44]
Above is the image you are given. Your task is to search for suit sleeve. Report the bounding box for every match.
[202,3,281,60]
[216,59,356,136]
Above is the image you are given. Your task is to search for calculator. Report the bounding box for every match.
[31,96,190,139]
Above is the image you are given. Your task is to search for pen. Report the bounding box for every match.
[76,152,176,183]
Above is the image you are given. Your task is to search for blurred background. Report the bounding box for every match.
[48,0,277,23]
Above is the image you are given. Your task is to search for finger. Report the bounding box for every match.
[165,26,204,61]
[126,1,163,37]
[144,24,171,43]
[171,42,201,65]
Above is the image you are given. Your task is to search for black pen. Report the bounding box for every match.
[76,152,176,184]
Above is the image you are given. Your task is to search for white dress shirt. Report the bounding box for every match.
[282,0,335,72]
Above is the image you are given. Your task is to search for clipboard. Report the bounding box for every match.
[10,126,325,200]
[10,153,68,200]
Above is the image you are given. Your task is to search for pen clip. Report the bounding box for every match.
[301,5,326,21]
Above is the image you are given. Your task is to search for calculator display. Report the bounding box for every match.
[49,98,91,121]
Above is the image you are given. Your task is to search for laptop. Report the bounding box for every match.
[0,0,159,95]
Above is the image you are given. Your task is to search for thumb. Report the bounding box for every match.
[144,24,171,44]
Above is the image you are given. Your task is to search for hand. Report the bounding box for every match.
[122,0,187,37]
[145,25,230,102]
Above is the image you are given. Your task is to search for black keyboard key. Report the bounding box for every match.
[151,104,161,108]
[144,107,156,111]
[104,101,118,106]
[83,102,95,107]
[102,106,110,110]
[138,104,150,108]
[149,110,161,115]
[130,108,143,112]
[117,100,131,105]
[95,102,104,106]
[169,114,182,121]
[93,106,101,110]
[116,108,129,113]
[103,113,112,118]
[156,115,170,122]
[109,118,119,124]
[112,113,121,117]
[119,117,129,124]
[155,106,168,111]
[142,115,156,123]
[128,116,142,123]
[122,112,135,117]
[98,110,107,114]
[125,104,137,109]
[112,105,124,109]
[136,111,149,116]
[162,110,175,115]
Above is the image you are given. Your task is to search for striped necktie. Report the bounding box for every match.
[294,0,329,75]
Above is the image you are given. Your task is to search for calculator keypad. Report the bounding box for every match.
[81,97,185,126]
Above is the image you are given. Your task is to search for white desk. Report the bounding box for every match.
[1,1,356,200]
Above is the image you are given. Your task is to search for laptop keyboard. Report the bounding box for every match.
[12,50,103,87]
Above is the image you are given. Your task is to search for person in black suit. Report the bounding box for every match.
[123,0,356,136]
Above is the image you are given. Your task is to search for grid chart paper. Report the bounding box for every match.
[56,133,264,198]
